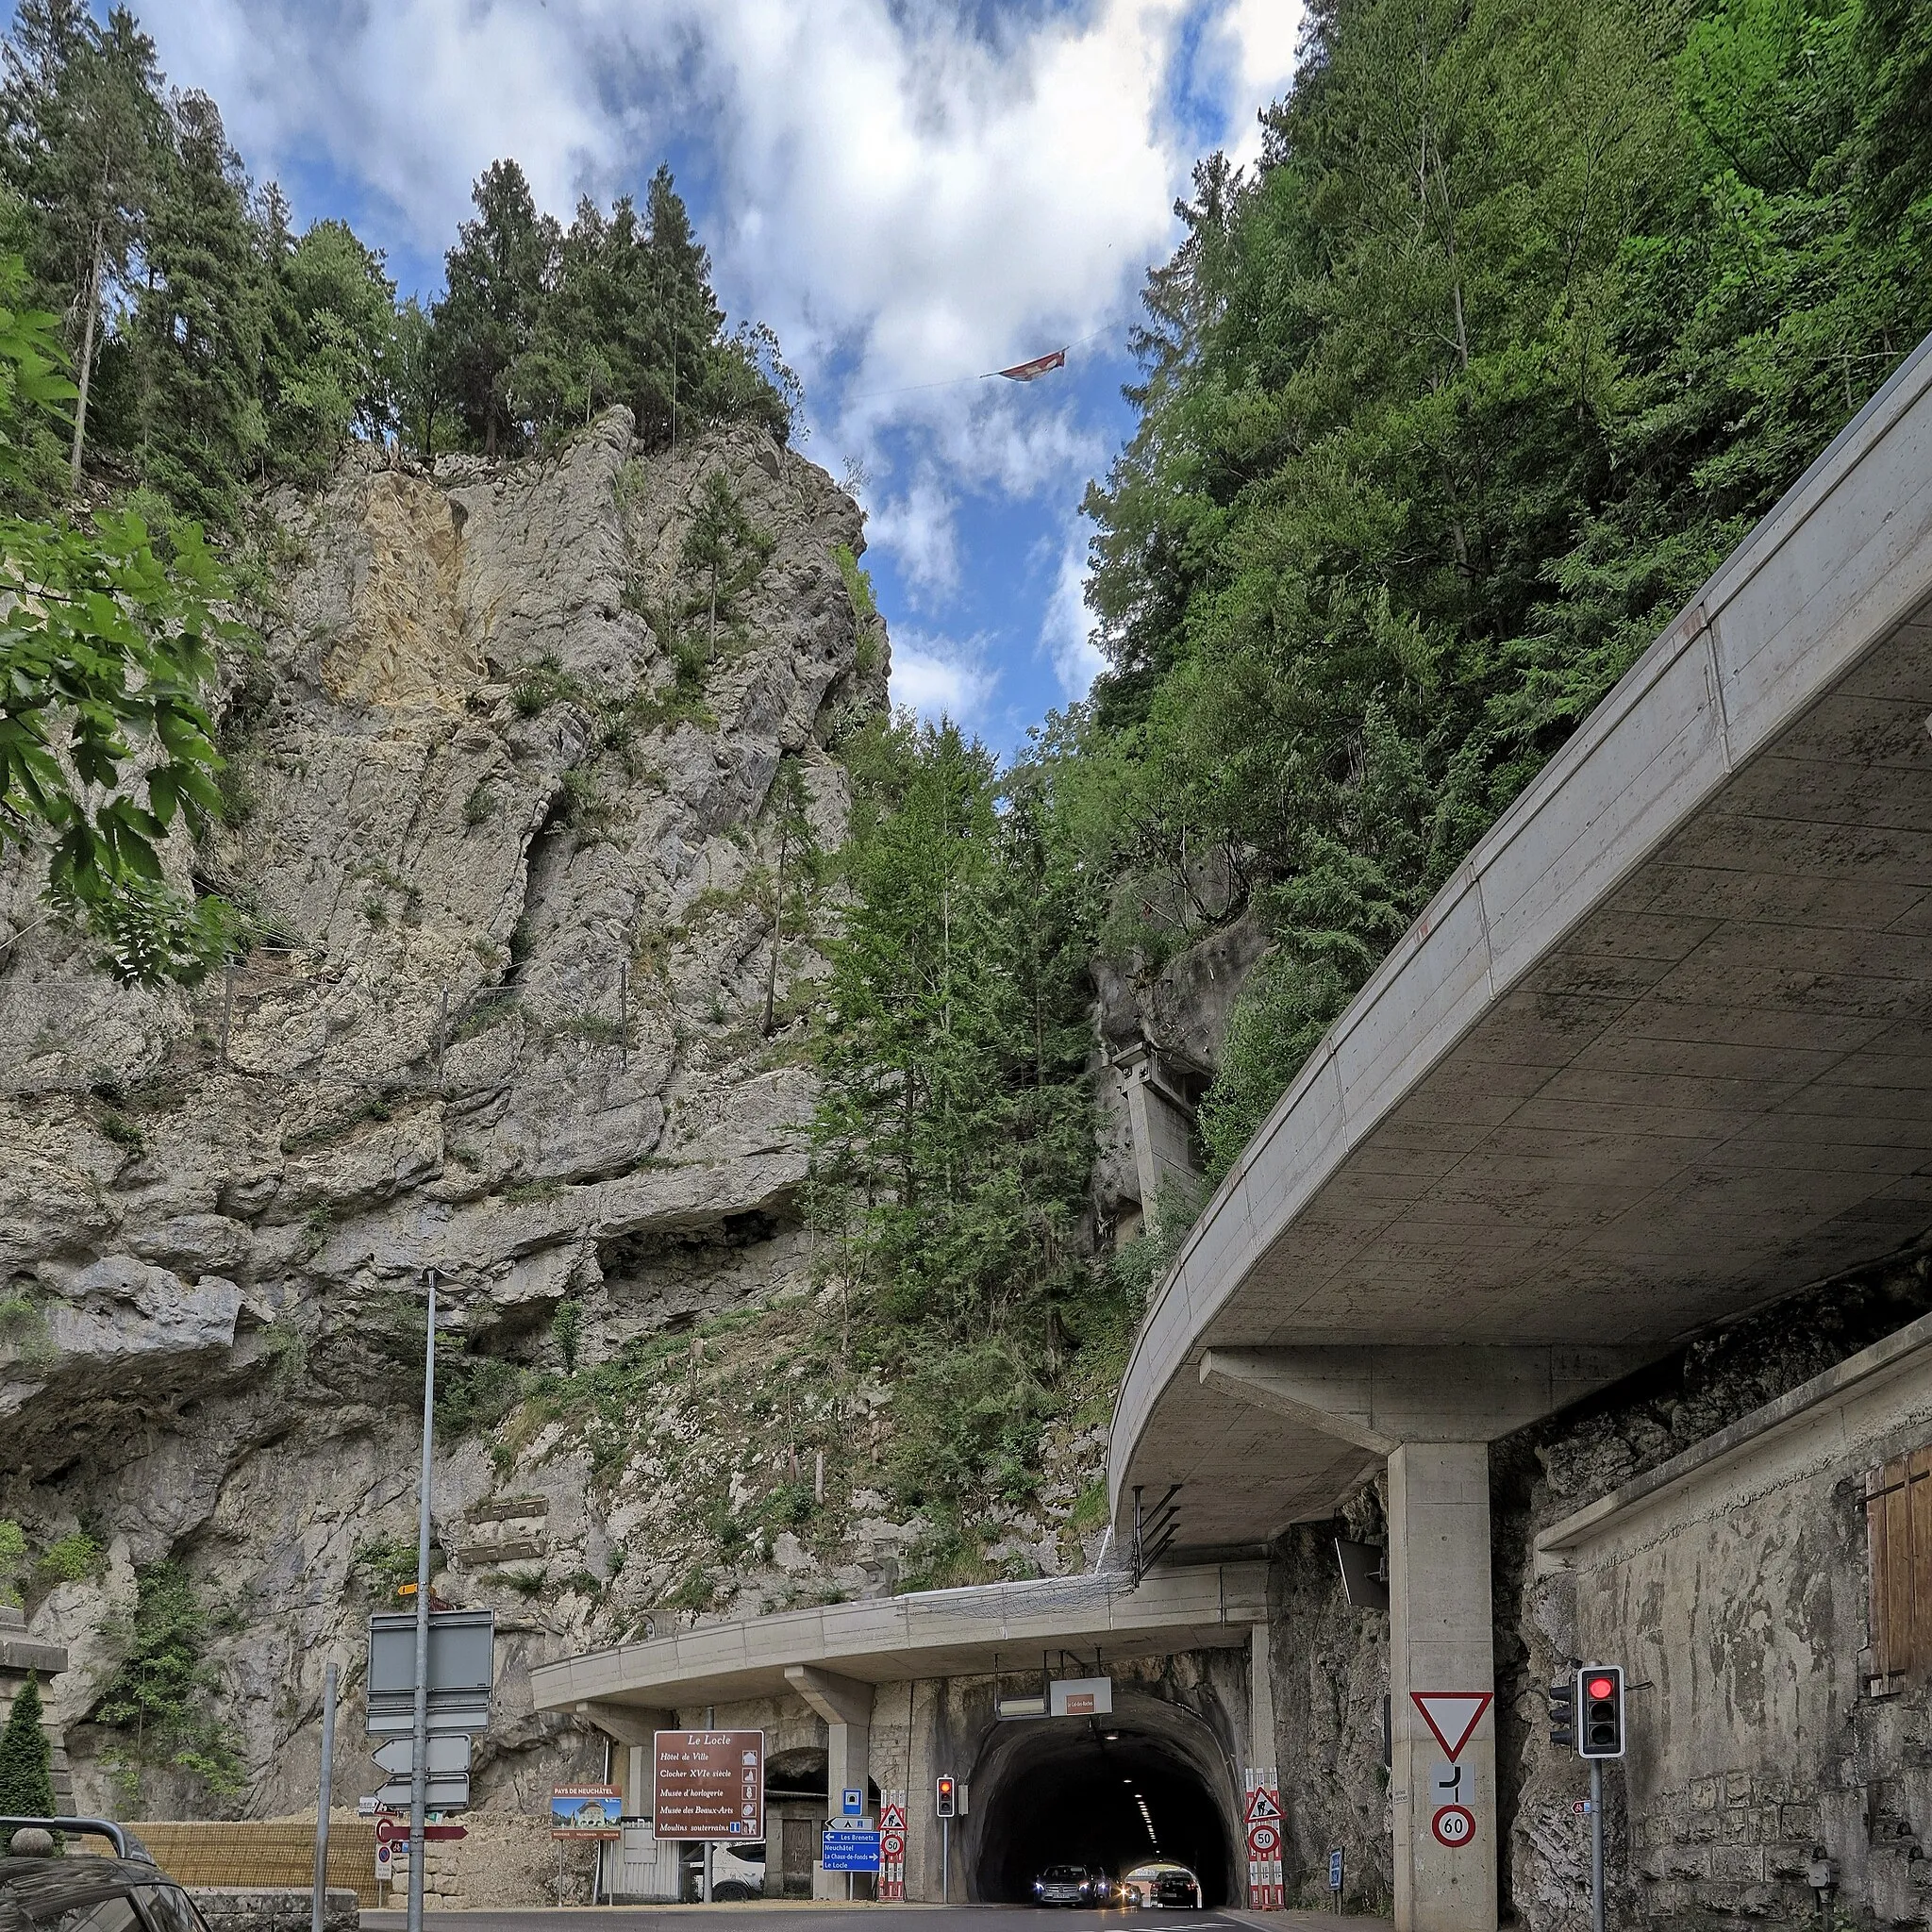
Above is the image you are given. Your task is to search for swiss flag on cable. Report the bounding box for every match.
[996,348,1067,381]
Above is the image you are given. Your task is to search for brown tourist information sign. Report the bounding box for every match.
[653,1730,766,1840]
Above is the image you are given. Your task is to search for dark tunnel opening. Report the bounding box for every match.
[972,1724,1234,1906]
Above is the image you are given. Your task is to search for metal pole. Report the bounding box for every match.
[942,1817,950,1903]
[407,1270,437,1932]
[1591,1757,1605,1932]
[311,1664,337,1932]
[703,1707,714,1905]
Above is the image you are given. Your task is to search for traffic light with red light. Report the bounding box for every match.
[1578,1664,1624,1759]
[936,1774,957,1818]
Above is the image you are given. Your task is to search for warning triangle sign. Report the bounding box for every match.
[1410,1691,1494,1762]
[1244,1787,1282,1824]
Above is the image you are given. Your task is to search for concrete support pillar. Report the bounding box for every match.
[786,1666,874,1900]
[1195,1350,1600,1932]
[1389,1442,1496,1932]
[1248,1621,1277,1775]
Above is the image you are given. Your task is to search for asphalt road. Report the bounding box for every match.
[361,1911,1255,1930]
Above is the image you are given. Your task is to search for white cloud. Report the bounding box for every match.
[1214,0,1305,169]
[866,466,960,601]
[135,0,622,252]
[129,0,1307,737]
[1041,524,1107,701]
[890,630,996,725]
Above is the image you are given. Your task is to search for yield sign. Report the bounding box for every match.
[1410,1691,1494,1762]
[1244,1787,1282,1824]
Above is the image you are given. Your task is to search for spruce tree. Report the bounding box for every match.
[0,1674,58,1851]
[0,2,165,493]
[133,90,265,525]
[431,158,556,457]
[679,469,772,658]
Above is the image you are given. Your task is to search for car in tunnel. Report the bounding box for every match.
[1034,1863,1104,1907]
[1124,1862,1202,1909]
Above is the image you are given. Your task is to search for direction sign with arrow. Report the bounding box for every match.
[374,1735,471,1778]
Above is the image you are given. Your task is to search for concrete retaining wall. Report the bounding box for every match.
[1256,1246,1932,1932]
[188,1889,357,1932]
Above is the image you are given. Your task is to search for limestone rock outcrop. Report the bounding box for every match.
[0,411,897,1818]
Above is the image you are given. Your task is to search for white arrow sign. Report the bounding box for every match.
[373,1734,471,1777]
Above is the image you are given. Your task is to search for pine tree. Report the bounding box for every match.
[431,158,556,457]
[133,90,266,525]
[0,1674,58,1851]
[760,756,819,1036]
[679,469,772,658]
[262,211,395,478]
[0,2,165,492]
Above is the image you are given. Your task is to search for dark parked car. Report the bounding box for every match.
[1034,1863,1100,1906]
[1124,1862,1202,1909]
[1,1821,208,1932]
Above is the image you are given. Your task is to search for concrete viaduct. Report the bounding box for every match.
[535,333,1932,1929]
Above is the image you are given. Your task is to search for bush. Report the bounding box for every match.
[92,1562,245,1803]
[36,1532,100,1584]
[887,1340,1049,1512]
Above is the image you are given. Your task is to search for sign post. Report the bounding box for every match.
[879,1798,908,1902]
[311,1663,336,1932]
[1328,1848,1343,1910]
[550,1785,622,1907]
[1244,1769,1283,1909]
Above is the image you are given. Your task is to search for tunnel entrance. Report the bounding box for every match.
[969,1719,1235,1905]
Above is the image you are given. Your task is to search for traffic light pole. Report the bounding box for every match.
[1590,1758,1604,1932]
[942,1818,950,1903]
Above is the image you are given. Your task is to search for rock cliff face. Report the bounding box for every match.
[0,411,922,1819]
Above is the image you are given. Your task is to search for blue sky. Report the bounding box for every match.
[122,0,1302,756]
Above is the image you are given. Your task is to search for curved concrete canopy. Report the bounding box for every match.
[529,1563,1267,1717]
[1111,330,1932,1555]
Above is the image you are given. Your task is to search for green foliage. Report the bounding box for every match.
[0,248,243,983]
[351,1535,422,1598]
[680,469,774,657]
[1067,0,1932,1183]
[35,1530,99,1584]
[434,1348,525,1441]
[552,1297,583,1374]
[0,1519,24,1606]
[808,716,1116,1524]
[0,1673,56,1850]
[831,542,874,621]
[432,158,792,460]
[0,14,791,512]
[462,782,496,826]
[92,1561,245,1802]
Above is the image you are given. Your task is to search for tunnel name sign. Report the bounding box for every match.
[1047,1675,1112,1717]
[654,1730,765,1839]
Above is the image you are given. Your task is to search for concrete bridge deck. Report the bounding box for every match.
[1108,327,1932,1557]
[531,1562,1268,1715]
